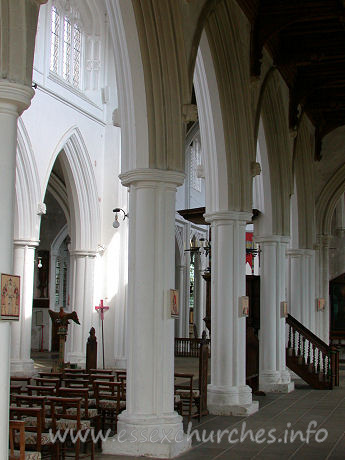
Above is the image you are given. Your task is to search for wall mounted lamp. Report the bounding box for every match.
[37,257,43,269]
[113,208,128,228]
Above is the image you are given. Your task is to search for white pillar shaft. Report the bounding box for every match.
[177,265,185,338]
[68,253,96,364]
[0,82,33,460]
[194,253,203,337]
[103,170,190,457]
[11,241,37,375]
[257,237,293,393]
[205,211,258,416]
[321,237,330,344]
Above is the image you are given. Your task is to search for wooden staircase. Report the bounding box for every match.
[286,314,339,389]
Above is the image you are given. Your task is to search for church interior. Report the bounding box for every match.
[2,0,345,459]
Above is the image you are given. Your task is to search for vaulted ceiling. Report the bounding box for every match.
[236,0,345,159]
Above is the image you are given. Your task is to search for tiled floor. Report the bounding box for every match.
[96,380,345,459]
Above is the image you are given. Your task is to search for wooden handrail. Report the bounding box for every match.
[286,314,329,354]
[286,313,339,389]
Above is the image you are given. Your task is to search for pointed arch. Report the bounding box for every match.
[105,0,149,172]
[44,127,100,251]
[255,69,293,235]
[194,31,228,212]
[15,119,41,241]
[293,115,316,248]
[316,164,345,236]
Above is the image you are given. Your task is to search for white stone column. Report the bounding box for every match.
[321,235,331,344]
[176,264,185,337]
[67,251,96,365]
[103,169,190,458]
[193,252,203,337]
[0,81,34,460]
[256,236,294,393]
[287,249,305,324]
[11,240,38,375]
[204,211,258,416]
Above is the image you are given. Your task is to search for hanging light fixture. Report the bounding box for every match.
[37,257,43,269]
[112,208,128,228]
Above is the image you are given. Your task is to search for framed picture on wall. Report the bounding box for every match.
[1,273,20,320]
[170,289,179,318]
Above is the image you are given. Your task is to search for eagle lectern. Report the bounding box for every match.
[48,307,80,370]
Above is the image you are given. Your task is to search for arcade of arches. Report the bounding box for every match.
[1,0,345,458]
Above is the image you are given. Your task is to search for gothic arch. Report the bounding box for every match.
[194,31,229,212]
[293,115,316,248]
[316,164,345,236]
[105,0,150,173]
[255,69,293,235]
[44,127,100,251]
[15,119,41,241]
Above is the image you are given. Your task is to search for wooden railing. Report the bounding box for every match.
[286,314,339,389]
[175,338,211,357]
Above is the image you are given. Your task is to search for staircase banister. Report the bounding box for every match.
[286,314,330,354]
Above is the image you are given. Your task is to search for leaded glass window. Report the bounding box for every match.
[50,5,83,89]
[50,7,60,73]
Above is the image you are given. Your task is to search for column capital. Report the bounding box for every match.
[0,81,34,116]
[119,168,185,188]
[286,248,307,258]
[204,210,252,224]
[13,239,39,249]
[255,235,290,245]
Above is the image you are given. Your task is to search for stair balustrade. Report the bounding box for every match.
[286,314,339,389]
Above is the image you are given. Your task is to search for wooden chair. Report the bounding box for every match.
[58,387,101,452]
[174,373,199,421]
[14,395,49,431]
[88,369,113,375]
[33,378,60,390]
[93,380,124,433]
[9,420,26,460]
[27,386,56,397]
[9,406,56,459]
[48,396,94,460]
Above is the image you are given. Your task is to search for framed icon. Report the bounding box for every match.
[1,273,20,320]
[170,289,179,318]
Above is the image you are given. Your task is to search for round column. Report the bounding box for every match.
[256,236,293,393]
[103,169,190,458]
[176,264,186,337]
[204,211,258,416]
[0,81,34,460]
[67,251,97,365]
[11,239,39,375]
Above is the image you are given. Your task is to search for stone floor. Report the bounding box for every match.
[31,354,345,459]
[95,379,345,459]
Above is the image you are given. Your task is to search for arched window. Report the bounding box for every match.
[50,5,82,89]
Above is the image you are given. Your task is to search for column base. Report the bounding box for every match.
[259,381,294,393]
[207,384,259,416]
[66,352,86,367]
[102,411,191,458]
[11,359,35,377]
[259,371,295,393]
